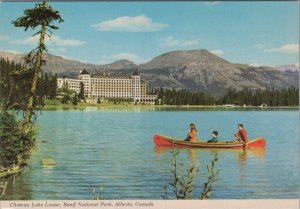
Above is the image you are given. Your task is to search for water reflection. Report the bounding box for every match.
[153,146,265,166]
[2,172,32,200]
[153,146,173,154]
[188,149,197,165]
[247,148,265,159]
[238,150,247,165]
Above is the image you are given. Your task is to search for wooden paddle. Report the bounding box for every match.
[236,137,247,150]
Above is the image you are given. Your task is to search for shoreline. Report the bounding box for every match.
[43,103,299,110]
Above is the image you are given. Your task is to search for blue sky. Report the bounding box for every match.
[0,1,298,66]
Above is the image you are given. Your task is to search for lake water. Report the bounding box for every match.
[3,107,299,200]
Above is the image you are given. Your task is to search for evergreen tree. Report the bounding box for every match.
[156,86,299,106]
[72,92,78,105]
[78,82,85,100]
[12,1,63,133]
[44,72,49,99]
[49,73,57,99]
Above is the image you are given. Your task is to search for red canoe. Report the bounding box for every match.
[153,134,266,149]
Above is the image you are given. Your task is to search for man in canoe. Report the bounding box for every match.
[227,124,248,146]
[235,123,248,144]
[184,123,197,142]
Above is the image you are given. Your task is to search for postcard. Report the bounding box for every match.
[0,1,299,209]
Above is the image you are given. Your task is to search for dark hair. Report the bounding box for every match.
[238,123,244,128]
[189,123,197,132]
[212,130,218,136]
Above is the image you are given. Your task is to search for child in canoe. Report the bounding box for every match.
[207,130,218,143]
[184,123,197,142]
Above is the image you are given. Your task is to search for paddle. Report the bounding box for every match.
[234,132,247,146]
[235,137,247,150]
[184,133,191,141]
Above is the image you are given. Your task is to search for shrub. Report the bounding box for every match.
[162,149,219,200]
[0,110,35,167]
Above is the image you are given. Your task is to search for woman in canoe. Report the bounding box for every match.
[184,123,197,142]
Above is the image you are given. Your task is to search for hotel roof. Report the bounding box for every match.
[132,71,139,76]
[80,69,90,75]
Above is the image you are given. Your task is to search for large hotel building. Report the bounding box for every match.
[57,70,157,104]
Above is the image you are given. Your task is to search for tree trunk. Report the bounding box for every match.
[22,1,48,133]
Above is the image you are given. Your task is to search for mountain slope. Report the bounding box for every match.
[0,52,136,76]
[0,50,298,95]
[136,50,298,94]
[275,64,299,72]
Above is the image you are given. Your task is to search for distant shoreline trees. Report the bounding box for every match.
[156,86,299,106]
[0,58,58,109]
[218,86,299,107]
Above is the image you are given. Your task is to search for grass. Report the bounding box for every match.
[44,99,298,109]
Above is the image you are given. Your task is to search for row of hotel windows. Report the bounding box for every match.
[91,85,135,88]
[88,93,138,98]
[81,78,140,81]
[60,83,143,92]
[63,80,142,86]
[91,80,135,83]
[90,83,141,87]
[88,89,142,92]
[91,86,141,89]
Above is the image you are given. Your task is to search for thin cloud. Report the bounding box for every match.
[264,44,299,54]
[99,52,148,64]
[210,49,224,56]
[0,35,10,41]
[11,35,85,47]
[250,63,266,67]
[159,36,200,47]
[0,49,23,54]
[49,47,67,53]
[92,15,168,32]
[10,36,37,45]
[254,44,267,50]
[56,54,89,64]
[205,1,220,6]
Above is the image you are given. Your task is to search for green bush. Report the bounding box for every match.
[0,110,35,167]
[162,149,219,200]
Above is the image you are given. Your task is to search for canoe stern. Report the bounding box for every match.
[247,137,266,148]
[153,134,174,146]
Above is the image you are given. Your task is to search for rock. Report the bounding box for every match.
[41,158,56,165]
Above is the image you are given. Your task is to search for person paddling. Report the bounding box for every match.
[184,123,197,142]
[234,123,248,146]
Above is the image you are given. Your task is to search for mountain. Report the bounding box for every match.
[275,64,299,72]
[0,50,298,95]
[136,49,298,94]
[0,51,136,76]
[0,51,99,76]
[100,60,137,71]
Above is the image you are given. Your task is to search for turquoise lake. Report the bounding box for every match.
[3,107,299,199]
